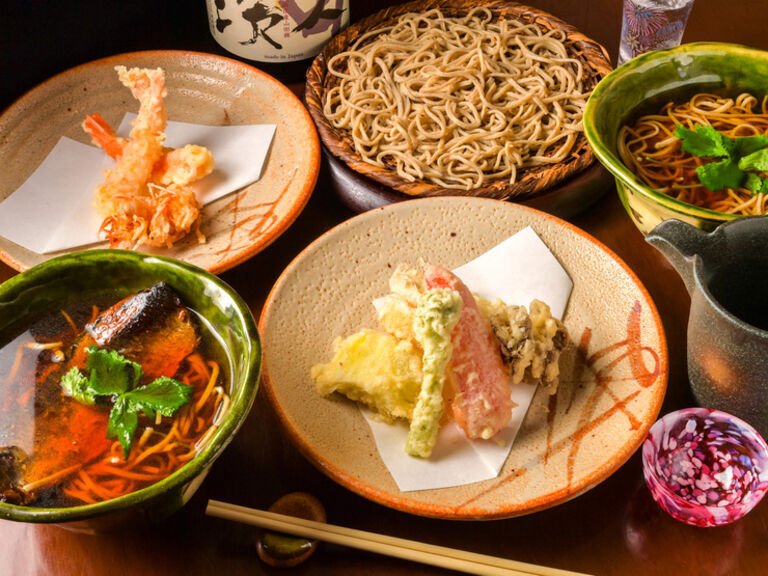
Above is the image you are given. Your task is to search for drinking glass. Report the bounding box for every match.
[618,0,695,66]
[642,408,768,526]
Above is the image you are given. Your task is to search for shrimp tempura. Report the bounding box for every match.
[84,66,214,248]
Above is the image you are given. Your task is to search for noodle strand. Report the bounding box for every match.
[60,354,229,504]
[619,93,768,216]
[323,8,587,191]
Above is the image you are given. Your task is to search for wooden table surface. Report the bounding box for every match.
[1,1,766,575]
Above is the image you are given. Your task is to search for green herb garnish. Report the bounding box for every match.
[61,367,96,405]
[87,348,143,396]
[744,172,768,194]
[676,124,732,157]
[739,147,768,172]
[61,346,193,458]
[674,124,768,194]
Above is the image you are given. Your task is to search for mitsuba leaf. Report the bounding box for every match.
[744,173,768,195]
[107,396,139,459]
[675,124,731,157]
[60,346,193,459]
[738,147,768,172]
[60,367,96,405]
[86,346,143,396]
[696,159,744,191]
[744,173,764,193]
[124,377,194,418]
[675,124,768,192]
[732,135,768,158]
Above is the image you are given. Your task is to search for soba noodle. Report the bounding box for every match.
[323,8,587,191]
[3,305,231,506]
[618,93,768,215]
[60,353,229,504]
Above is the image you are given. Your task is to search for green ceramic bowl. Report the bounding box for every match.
[584,42,768,235]
[0,250,260,531]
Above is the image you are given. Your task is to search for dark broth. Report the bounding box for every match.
[0,291,228,508]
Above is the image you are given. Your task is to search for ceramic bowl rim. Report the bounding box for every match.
[0,249,261,524]
[583,41,768,224]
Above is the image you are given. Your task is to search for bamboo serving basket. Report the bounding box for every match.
[305,0,613,201]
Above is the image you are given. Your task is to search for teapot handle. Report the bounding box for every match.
[646,219,709,295]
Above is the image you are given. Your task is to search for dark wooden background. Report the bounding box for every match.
[1,1,767,575]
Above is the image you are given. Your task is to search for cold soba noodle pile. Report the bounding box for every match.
[323,8,588,190]
[618,93,768,215]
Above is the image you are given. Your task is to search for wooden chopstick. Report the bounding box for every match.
[206,500,592,576]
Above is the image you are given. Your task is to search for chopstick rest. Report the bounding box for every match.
[256,492,326,567]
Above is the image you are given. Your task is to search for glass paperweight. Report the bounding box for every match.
[642,408,768,527]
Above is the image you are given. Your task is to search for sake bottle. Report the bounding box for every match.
[206,0,349,82]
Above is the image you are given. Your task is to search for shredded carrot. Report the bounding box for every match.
[60,310,78,333]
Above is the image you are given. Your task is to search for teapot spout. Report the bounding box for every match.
[646,219,709,295]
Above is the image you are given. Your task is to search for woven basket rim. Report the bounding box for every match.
[305,0,613,201]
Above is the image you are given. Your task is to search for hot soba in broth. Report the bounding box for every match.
[618,92,768,215]
[0,283,230,508]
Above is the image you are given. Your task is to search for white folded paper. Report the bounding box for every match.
[0,114,276,253]
[364,227,573,492]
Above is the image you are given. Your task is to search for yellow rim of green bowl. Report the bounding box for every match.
[583,42,768,224]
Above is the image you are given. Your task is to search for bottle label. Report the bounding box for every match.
[206,0,349,63]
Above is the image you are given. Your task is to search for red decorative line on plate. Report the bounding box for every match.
[456,301,662,512]
[193,167,298,258]
[564,300,660,488]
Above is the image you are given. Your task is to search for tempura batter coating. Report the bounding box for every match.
[84,66,214,248]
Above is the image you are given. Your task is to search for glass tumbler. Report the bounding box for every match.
[642,408,768,527]
[618,0,695,66]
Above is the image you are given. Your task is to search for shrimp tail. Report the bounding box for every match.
[82,113,126,159]
[84,113,214,186]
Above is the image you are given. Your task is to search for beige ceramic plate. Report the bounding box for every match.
[260,197,668,519]
[0,50,320,273]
